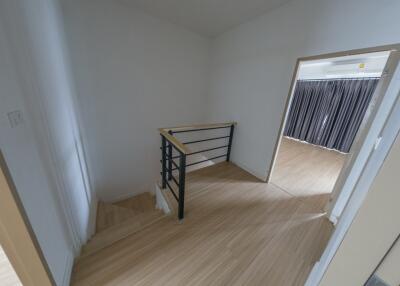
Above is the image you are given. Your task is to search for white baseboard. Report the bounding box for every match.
[232,160,267,181]
[62,250,74,286]
[86,197,98,241]
[106,190,145,203]
[154,183,171,215]
[304,261,320,286]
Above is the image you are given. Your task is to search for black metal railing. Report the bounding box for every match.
[159,122,236,220]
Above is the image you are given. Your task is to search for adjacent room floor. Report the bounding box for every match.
[270,137,347,210]
[73,162,333,286]
[0,245,22,286]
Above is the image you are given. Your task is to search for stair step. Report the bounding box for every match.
[96,202,137,232]
[114,192,155,212]
[79,192,166,259]
[80,210,165,259]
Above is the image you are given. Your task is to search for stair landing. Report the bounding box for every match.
[73,162,333,286]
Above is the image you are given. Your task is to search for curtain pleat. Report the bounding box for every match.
[283,78,379,153]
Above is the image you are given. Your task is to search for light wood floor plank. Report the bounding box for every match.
[271,137,347,210]
[73,149,336,285]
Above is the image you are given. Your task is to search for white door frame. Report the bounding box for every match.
[266,44,400,223]
[306,76,400,285]
[326,48,400,221]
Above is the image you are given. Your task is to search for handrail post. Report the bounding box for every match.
[167,131,173,181]
[161,135,167,189]
[178,152,186,220]
[226,124,235,162]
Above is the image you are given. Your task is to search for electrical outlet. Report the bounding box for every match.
[7,110,24,128]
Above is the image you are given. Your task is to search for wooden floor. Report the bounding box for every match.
[0,246,21,286]
[73,162,333,286]
[271,137,347,210]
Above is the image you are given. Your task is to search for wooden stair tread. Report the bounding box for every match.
[80,209,165,258]
[96,202,137,232]
[114,192,155,212]
[81,166,238,259]
[80,192,166,259]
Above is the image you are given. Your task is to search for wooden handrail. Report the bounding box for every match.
[158,122,236,155]
[159,129,191,154]
[159,121,237,133]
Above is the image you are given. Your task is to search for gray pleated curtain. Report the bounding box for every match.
[283,78,379,153]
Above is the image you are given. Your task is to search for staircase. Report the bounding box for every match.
[79,192,165,258]
[72,162,333,286]
[78,122,236,259]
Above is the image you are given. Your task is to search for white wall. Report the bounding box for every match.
[0,6,73,286]
[208,0,400,180]
[0,0,96,284]
[61,0,211,201]
[0,29,73,286]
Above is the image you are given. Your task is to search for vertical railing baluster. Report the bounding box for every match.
[161,122,236,220]
[168,131,173,181]
[161,135,167,189]
[178,152,186,220]
[226,124,235,162]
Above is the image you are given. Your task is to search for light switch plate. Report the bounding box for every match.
[7,110,24,128]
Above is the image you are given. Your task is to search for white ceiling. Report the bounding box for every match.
[119,0,291,37]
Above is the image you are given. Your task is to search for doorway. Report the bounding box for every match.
[268,46,398,215]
